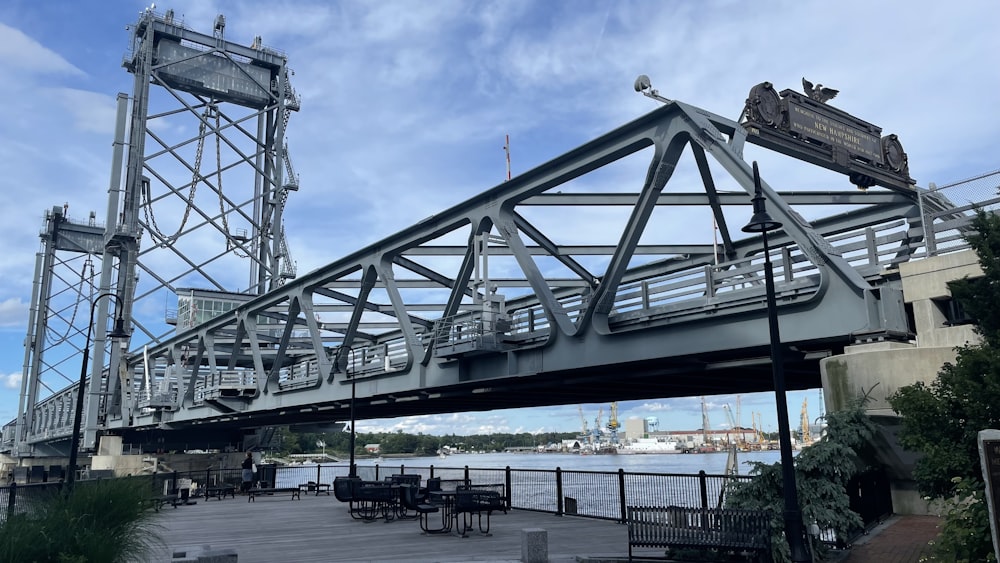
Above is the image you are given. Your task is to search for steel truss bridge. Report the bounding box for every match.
[6,9,999,457]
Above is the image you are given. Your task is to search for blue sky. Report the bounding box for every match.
[0,0,997,437]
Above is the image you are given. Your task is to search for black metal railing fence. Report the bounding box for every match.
[0,461,891,548]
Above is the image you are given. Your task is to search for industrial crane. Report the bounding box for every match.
[722,404,741,448]
[607,402,620,444]
[801,398,811,445]
[577,405,590,444]
[593,407,604,443]
[701,397,711,447]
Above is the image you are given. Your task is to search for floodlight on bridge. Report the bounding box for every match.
[633,74,672,104]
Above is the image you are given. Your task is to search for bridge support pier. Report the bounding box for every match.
[820,250,982,515]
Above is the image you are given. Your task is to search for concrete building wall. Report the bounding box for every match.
[623,417,645,442]
[820,249,982,515]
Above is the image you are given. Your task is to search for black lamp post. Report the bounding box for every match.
[741,162,810,562]
[67,292,129,489]
[343,346,358,478]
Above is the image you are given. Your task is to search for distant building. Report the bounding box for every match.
[624,417,645,442]
[364,443,380,454]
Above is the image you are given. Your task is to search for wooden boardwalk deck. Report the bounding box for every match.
[152,493,630,562]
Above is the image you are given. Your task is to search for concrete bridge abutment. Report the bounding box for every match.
[821,250,982,515]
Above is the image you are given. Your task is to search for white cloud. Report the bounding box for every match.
[47,88,118,135]
[0,22,84,76]
[1,373,21,390]
[0,298,28,329]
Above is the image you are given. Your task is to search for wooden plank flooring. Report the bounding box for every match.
[152,492,630,562]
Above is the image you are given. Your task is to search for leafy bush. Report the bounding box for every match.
[0,477,163,562]
[726,396,878,562]
[889,210,1000,563]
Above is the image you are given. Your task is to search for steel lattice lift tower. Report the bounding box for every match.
[16,8,299,456]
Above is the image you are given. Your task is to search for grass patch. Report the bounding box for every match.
[0,477,164,562]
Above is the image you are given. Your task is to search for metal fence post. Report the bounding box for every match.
[505,466,512,509]
[555,467,564,516]
[698,470,709,508]
[618,468,627,523]
[464,465,470,483]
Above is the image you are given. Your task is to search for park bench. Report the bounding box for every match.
[247,486,301,502]
[148,493,179,511]
[204,484,236,500]
[299,481,331,496]
[626,505,771,562]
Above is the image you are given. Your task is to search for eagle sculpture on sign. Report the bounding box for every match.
[802,78,838,103]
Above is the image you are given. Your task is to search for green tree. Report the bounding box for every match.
[726,396,878,563]
[888,210,1000,562]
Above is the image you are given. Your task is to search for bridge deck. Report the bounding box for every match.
[153,492,628,562]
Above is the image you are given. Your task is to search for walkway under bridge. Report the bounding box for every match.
[10,85,997,454]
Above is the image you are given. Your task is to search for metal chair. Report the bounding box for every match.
[399,483,449,533]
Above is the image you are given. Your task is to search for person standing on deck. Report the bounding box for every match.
[241,452,254,493]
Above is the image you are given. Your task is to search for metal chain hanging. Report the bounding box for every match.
[142,103,216,245]
[45,257,94,345]
[215,108,248,258]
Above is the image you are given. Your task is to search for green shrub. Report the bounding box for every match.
[0,477,163,562]
[726,396,878,562]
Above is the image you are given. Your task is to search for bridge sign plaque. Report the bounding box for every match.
[743,81,914,193]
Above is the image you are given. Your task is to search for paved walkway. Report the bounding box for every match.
[837,515,941,563]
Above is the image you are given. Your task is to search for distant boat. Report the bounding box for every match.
[616,438,681,455]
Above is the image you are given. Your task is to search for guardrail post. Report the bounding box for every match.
[316,464,321,485]
[429,464,435,479]
[374,463,380,480]
[464,465,470,483]
[555,467,563,516]
[781,247,793,281]
[618,468,627,523]
[505,466,512,509]
[205,468,211,487]
[698,470,709,508]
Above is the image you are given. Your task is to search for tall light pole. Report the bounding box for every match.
[340,346,358,478]
[741,162,810,562]
[67,292,129,489]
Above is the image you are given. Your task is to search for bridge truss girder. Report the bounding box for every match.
[86,98,964,451]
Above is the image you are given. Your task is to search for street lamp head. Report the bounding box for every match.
[108,315,130,341]
[742,161,783,234]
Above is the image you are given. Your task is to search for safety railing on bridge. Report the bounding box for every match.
[194,369,258,403]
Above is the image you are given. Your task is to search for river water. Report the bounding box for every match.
[277,449,785,482]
